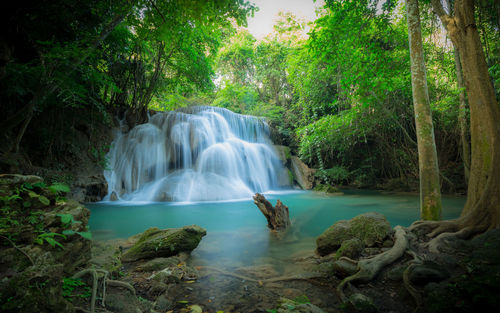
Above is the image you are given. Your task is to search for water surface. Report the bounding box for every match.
[88,190,464,270]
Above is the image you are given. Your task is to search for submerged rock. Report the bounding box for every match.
[122,225,206,262]
[316,212,391,256]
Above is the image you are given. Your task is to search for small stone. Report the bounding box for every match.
[332,259,358,277]
[136,257,181,272]
[153,294,172,312]
[348,293,378,313]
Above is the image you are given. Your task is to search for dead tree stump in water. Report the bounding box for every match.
[253,193,291,233]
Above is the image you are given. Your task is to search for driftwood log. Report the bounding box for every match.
[253,193,291,233]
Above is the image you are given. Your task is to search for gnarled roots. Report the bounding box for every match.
[409,213,489,253]
[72,268,135,313]
[336,226,409,302]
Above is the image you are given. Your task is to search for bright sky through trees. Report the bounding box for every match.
[246,0,324,39]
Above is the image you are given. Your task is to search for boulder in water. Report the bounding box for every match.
[122,225,206,262]
[316,212,391,256]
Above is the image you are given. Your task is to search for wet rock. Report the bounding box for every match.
[332,259,359,277]
[110,191,118,201]
[273,145,292,165]
[153,294,172,312]
[0,174,43,186]
[337,238,364,259]
[149,281,169,296]
[316,212,391,256]
[277,297,325,313]
[122,225,206,262]
[151,267,184,283]
[291,156,316,190]
[408,261,449,286]
[347,293,378,313]
[105,290,142,313]
[136,256,182,272]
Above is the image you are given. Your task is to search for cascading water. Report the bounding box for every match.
[104,106,289,202]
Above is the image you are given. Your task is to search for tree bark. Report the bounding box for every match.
[444,0,471,184]
[453,48,471,183]
[253,193,291,232]
[406,0,443,220]
[430,0,500,229]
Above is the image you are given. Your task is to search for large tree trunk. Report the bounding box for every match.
[443,0,471,185]
[406,0,443,220]
[431,0,500,229]
[453,48,471,183]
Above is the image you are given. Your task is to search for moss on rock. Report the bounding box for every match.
[316,212,391,256]
[122,225,206,262]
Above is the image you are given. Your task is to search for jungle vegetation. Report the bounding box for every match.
[1,0,499,225]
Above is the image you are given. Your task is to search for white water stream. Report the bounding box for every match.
[104,106,288,202]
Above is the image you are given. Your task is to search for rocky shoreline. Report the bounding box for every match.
[1,174,498,313]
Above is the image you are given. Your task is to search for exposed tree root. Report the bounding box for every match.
[336,226,409,302]
[409,213,490,253]
[0,235,34,265]
[402,250,423,311]
[73,268,136,313]
[73,269,98,313]
[106,279,136,296]
[199,266,323,285]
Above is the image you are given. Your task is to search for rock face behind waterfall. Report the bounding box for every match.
[104,106,289,202]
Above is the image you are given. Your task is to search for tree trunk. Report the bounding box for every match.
[444,0,471,185]
[453,48,471,183]
[253,193,291,233]
[431,0,500,229]
[406,0,443,220]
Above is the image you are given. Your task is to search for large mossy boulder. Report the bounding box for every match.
[122,225,206,262]
[316,212,391,256]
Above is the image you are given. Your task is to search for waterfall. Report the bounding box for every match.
[104,106,289,202]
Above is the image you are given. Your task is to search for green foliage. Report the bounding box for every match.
[213,83,259,114]
[322,166,350,185]
[34,232,66,249]
[62,277,91,302]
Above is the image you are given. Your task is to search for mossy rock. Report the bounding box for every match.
[335,238,364,259]
[316,212,391,256]
[122,225,206,262]
[313,184,341,194]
